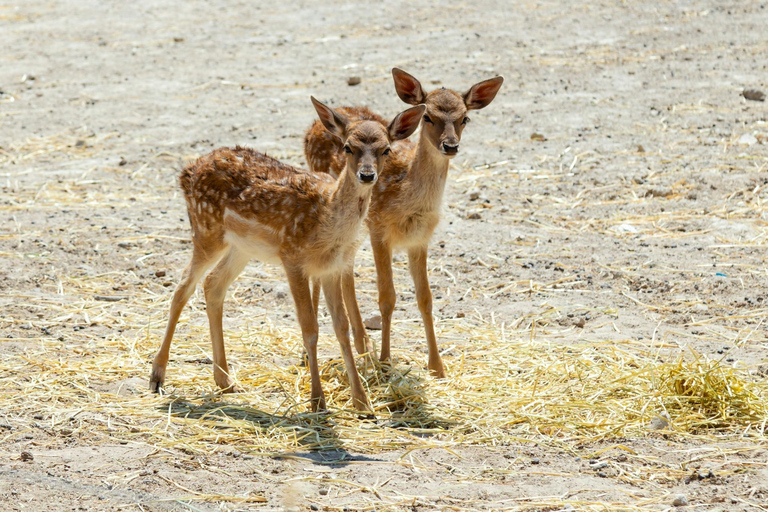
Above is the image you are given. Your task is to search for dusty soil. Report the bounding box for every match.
[2,0,768,510]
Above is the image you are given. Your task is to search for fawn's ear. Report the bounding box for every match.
[387,104,426,141]
[392,68,427,105]
[311,96,348,140]
[463,76,504,110]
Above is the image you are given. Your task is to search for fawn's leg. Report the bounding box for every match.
[371,237,396,362]
[296,278,323,367]
[322,275,373,413]
[408,246,446,378]
[150,246,223,392]
[311,277,321,318]
[203,247,250,392]
[341,268,373,355]
[285,265,326,411]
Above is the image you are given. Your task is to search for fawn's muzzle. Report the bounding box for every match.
[358,169,377,183]
[441,142,459,156]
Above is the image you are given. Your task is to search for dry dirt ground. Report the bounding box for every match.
[2,1,768,511]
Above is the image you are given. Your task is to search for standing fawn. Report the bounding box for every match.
[149,97,425,413]
[304,69,503,377]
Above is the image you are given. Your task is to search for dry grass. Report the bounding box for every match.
[2,126,767,510]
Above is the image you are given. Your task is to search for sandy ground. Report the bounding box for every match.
[1,0,768,510]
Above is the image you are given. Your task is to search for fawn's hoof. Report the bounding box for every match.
[218,382,243,394]
[149,368,165,393]
[429,366,447,379]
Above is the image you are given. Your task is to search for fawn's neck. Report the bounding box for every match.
[404,129,451,207]
[323,169,371,240]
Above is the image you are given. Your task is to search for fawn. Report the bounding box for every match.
[304,69,503,378]
[149,97,425,412]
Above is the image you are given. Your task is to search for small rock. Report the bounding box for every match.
[614,223,638,234]
[737,133,758,146]
[597,470,607,478]
[347,76,361,86]
[468,190,481,201]
[20,451,33,462]
[155,270,166,278]
[530,458,540,464]
[364,315,382,330]
[530,132,546,141]
[649,411,671,430]
[319,487,329,496]
[118,157,127,166]
[467,212,482,220]
[75,140,86,148]
[590,461,609,470]
[637,144,645,153]
[672,494,689,507]
[743,89,766,102]
[456,312,465,318]
[310,505,319,511]
[693,303,708,313]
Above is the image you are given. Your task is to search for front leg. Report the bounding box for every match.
[322,275,373,413]
[408,245,446,378]
[341,268,373,356]
[284,265,325,412]
[371,236,396,363]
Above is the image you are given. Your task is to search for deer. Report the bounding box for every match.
[149,97,426,413]
[303,68,503,378]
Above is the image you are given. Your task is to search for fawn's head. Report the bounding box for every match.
[311,97,425,185]
[392,68,504,158]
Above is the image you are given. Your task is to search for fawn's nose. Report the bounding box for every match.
[441,142,459,156]
[358,166,377,183]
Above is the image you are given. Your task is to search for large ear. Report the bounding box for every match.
[311,96,347,140]
[387,104,426,141]
[463,76,504,110]
[392,68,427,105]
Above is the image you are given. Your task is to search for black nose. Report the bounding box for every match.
[442,143,459,155]
[359,172,376,183]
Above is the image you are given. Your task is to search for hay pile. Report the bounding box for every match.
[2,308,765,456]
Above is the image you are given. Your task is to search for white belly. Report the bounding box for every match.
[224,231,282,265]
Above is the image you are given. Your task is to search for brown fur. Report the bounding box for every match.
[303,70,503,377]
[150,98,424,414]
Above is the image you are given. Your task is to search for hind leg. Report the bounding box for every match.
[150,245,224,392]
[203,246,251,392]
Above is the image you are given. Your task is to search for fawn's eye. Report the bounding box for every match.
[382,147,391,156]
[461,116,470,125]
[423,115,433,124]
[344,145,353,154]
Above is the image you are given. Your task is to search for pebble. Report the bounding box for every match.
[737,133,758,146]
[648,411,671,430]
[467,212,482,220]
[347,76,361,86]
[20,451,33,461]
[672,494,689,507]
[364,315,382,330]
[743,89,766,102]
[155,270,166,278]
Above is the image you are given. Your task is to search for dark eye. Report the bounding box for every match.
[344,145,353,154]
[423,115,433,124]
[382,147,391,156]
[461,116,470,125]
